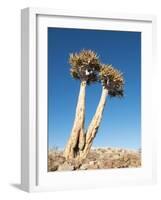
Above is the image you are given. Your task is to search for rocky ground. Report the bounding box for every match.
[48,148,141,172]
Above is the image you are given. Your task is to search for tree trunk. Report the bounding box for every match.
[79,87,108,160]
[64,81,87,160]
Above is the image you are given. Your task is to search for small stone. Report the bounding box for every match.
[123,155,129,162]
[89,161,95,165]
[58,162,74,171]
[112,154,120,160]
[48,161,60,171]
[50,165,58,171]
[80,164,88,170]
[68,159,81,169]
[88,164,99,170]
[58,156,66,164]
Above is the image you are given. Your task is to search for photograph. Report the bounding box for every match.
[47,27,141,172]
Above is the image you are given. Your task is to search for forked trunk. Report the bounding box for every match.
[80,87,108,160]
[64,81,86,159]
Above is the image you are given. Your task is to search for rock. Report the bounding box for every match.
[122,162,129,168]
[112,154,120,160]
[80,162,98,170]
[98,160,113,168]
[106,160,113,168]
[99,152,112,160]
[123,155,129,162]
[50,165,58,171]
[82,158,90,164]
[128,153,137,159]
[88,164,99,169]
[68,159,81,169]
[97,161,104,168]
[86,151,99,160]
[58,156,66,164]
[58,162,74,171]
[96,148,106,154]
[49,160,60,170]
[113,160,122,168]
[80,164,88,170]
[89,161,96,165]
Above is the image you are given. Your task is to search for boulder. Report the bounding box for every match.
[58,162,74,171]
[50,165,58,171]
[80,164,88,170]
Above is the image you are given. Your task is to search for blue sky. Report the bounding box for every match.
[48,27,141,150]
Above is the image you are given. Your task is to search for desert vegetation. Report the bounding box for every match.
[64,49,124,162]
[48,148,141,171]
[63,50,100,160]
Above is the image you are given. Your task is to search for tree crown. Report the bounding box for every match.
[69,49,100,84]
[99,64,124,97]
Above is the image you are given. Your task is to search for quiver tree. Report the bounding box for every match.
[64,50,100,160]
[80,64,124,160]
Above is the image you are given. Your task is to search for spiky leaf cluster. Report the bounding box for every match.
[99,64,124,97]
[69,50,100,84]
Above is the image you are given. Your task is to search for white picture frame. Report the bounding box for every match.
[21,7,157,192]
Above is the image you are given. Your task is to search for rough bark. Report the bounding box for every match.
[80,87,108,160]
[64,81,86,160]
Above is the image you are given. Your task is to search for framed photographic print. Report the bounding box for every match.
[21,8,156,192]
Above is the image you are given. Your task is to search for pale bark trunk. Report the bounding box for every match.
[79,87,108,160]
[64,81,86,159]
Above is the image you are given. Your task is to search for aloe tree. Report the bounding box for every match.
[80,64,124,160]
[64,50,100,160]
